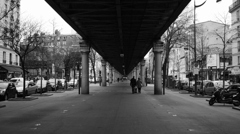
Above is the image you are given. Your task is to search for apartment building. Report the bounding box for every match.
[0,0,21,80]
[24,33,83,80]
[168,20,231,81]
[229,0,240,67]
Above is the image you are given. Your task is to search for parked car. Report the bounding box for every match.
[191,80,211,93]
[219,84,240,94]
[15,81,38,96]
[182,81,191,91]
[202,81,229,96]
[48,78,57,91]
[36,80,48,93]
[58,79,65,87]
[0,82,18,100]
[9,77,23,84]
[68,79,78,87]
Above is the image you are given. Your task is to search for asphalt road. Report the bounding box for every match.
[0,82,240,134]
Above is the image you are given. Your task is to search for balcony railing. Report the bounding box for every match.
[229,0,240,13]
[2,60,6,63]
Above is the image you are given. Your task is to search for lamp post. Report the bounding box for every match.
[194,0,206,95]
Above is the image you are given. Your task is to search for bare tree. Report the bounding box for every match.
[0,0,20,21]
[1,19,44,98]
[212,12,235,88]
[161,6,193,94]
[89,48,101,83]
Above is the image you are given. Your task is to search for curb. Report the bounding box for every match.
[232,106,240,111]
[47,91,65,93]
[0,105,6,108]
[190,94,212,98]
[31,93,53,97]
[8,97,38,101]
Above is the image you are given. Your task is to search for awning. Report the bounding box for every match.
[0,65,22,73]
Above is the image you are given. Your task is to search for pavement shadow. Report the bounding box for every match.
[8,97,38,101]
[0,105,6,108]
[190,94,212,98]
[31,93,53,97]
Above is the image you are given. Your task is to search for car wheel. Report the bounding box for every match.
[14,93,18,98]
[4,94,8,100]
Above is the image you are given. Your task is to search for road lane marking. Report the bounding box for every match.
[188,129,195,132]
[62,110,68,113]
[35,124,41,126]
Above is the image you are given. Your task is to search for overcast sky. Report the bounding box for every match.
[20,0,232,35]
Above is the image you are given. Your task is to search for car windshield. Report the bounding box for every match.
[10,79,17,82]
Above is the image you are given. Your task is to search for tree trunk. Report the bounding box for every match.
[162,46,170,94]
[21,58,26,99]
[92,64,97,84]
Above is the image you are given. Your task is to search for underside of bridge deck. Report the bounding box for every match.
[46,0,190,75]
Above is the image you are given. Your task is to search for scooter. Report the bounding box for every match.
[209,89,240,106]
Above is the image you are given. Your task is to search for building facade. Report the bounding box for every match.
[228,0,240,82]
[168,21,232,82]
[0,0,21,80]
[24,32,84,81]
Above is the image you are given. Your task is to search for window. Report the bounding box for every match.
[237,10,240,21]
[9,53,12,64]
[3,52,6,63]
[238,26,240,37]
[238,41,240,52]
[238,56,240,65]
[15,55,18,65]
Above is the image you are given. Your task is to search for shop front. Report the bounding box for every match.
[0,64,22,80]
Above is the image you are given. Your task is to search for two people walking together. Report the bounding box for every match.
[130,76,143,94]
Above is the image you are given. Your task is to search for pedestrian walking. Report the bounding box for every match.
[99,76,102,86]
[137,78,143,93]
[130,76,137,94]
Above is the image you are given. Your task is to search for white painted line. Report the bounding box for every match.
[188,129,195,132]
[35,124,41,126]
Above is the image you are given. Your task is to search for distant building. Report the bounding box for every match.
[169,21,231,81]
[0,0,21,80]
[24,33,82,80]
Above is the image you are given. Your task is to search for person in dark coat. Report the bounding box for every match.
[130,76,137,94]
[137,78,143,93]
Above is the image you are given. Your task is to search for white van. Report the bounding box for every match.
[9,77,24,85]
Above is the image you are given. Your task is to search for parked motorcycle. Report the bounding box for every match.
[209,88,240,106]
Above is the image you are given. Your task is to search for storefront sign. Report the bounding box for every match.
[194,68,199,75]
[231,67,240,75]
[207,54,218,67]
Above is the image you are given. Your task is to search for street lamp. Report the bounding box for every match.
[193,0,206,95]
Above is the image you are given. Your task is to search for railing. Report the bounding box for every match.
[2,60,6,63]
[229,0,240,13]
